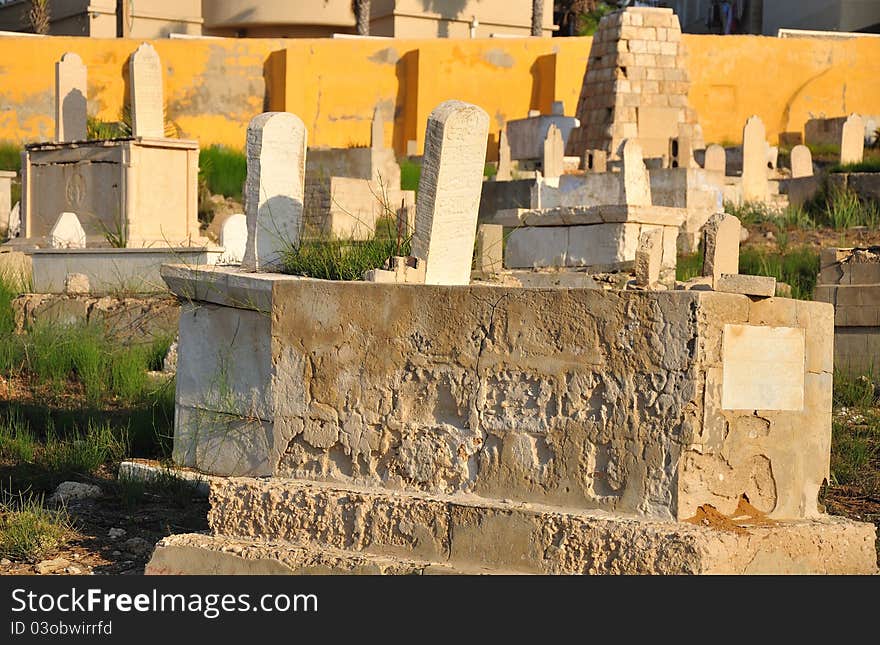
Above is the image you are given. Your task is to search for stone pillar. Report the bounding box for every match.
[704,144,726,175]
[55,53,87,142]
[411,100,489,286]
[619,140,651,206]
[241,112,308,272]
[542,124,564,180]
[840,114,865,166]
[702,213,741,286]
[790,145,813,178]
[496,128,512,181]
[742,116,768,203]
[129,43,165,138]
[635,228,662,288]
[585,149,607,173]
[476,224,504,273]
[370,105,384,150]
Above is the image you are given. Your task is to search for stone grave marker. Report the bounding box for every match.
[49,212,87,249]
[702,212,741,285]
[241,113,308,272]
[704,144,726,175]
[742,116,768,202]
[542,124,564,180]
[55,52,87,142]
[790,145,813,178]
[635,228,662,288]
[840,114,865,165]
[129,43,165,138]
[619,140,651,206]
[411,100,489,285]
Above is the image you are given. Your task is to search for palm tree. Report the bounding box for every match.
[532,0,544,36]
[354,0,370,36]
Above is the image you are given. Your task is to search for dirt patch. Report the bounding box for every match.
[684,497,777,534]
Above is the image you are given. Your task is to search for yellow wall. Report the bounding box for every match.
[0,33,878,158]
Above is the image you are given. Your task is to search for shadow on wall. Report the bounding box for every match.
[419,0,469,38]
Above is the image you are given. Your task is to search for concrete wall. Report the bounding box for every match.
[0,33,878,156]
[0,0,203,37]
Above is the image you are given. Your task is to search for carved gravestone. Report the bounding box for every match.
[55,52,87,142]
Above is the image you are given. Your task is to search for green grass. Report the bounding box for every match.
[817,186,880,229]
[0,141,22,173]
[0,487,73,561]
[739,246,819,300]
[830,371,880,495]
[829,159,880,174]
[199,145,247,200]
[398,159,496,193]
[1,411,128,479]
[677,246,819,300]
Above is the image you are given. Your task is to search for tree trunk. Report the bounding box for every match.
[531,0,544,36]
[355,0,370,36]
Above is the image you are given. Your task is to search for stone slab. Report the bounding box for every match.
[29,247,223,294]
[716,273,776,297]
[491,204,685,227]
[144,477,880,576]
[721,324,805,411]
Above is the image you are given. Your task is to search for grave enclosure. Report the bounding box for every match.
[145,20,875,569]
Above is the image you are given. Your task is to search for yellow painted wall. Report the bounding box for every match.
[0,33,879,158]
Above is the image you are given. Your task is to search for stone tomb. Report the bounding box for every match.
[17,47,202,250]
[149,264,876,574]
[815,246,880,374]
[567,7,701,160]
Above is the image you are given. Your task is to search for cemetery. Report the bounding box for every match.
[0,4,879,577]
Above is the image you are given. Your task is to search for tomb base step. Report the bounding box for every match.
[149,477,878,575]
[146,533,480,575]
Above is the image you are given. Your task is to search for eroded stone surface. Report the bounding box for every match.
[412,101,489,285]
[129,43,164,138]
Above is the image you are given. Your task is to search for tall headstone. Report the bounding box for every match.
[412,100,489,286]
[619,140,651,206]
[840,114,865,165]
[370,105,384,150]
[704,144,726,175]
[241,112,307,272]
[55,53,87,142]
[790,145,813,178]
[702,213,741,286]
[567,7,701,159]
[742,116,768,203]
[496,128,512,181]
[49,212,87,249]
[129,43,165,138]
[542,124,564,180]
[8,202,20,238]
[635,228,663,288]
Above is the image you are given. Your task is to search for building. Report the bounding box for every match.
[0,0,555,39]
[667,0,880,35]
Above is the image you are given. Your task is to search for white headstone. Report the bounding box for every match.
[55,52,87,143]
[619,139,651,206]
[542,124,564,180]
[841,114,865,165]
[241,112,307,272]
[742,116,768,202]
[790,145,813,179]
[219,213,247,264]
[704,144,726,175]
[49,212,86,249]
[412,100,490,286]
[129,43,165,138]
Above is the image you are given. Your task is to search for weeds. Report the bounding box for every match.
[199,145,247,200]
[739,246,818,300]
[0,487,72,561]
[0,141,22,173]
[817,186,880,229]
[42,422,128,478]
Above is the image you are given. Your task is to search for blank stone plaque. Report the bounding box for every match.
[721,324,805,411]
